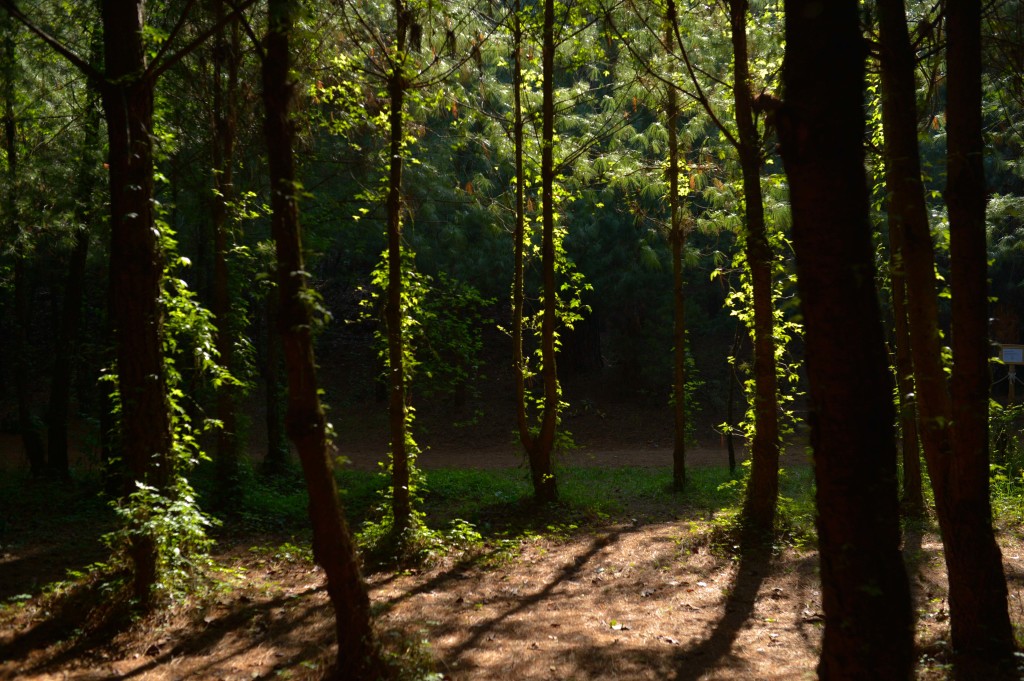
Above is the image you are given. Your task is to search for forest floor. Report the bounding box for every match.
[2,384,1024,679]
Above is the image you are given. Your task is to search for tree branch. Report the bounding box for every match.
[0,0,103,82]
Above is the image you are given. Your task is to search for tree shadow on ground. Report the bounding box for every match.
[438,523,641,662]
[671,526,773,681]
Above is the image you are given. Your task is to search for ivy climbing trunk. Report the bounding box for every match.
[100,0,172,607]
[211,0,242,509]
[531,0,559,504]
[666,4,686,491]
[385,0,412,531]
[944,0,1015,661]
[730,0,779,532]
[262,1,380,674]
[779,0,914,674]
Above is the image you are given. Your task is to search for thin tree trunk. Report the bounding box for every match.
[264,288,289,473]
[3,10,45,478]
[779,1,914,674]
[531,0,558,503]
[212,0,242,509]
[47,50,101,479]
[385,0,412,531]
[100,0,172,607]
[511,0,532,453]
[666,2,686,491]
[944,0,1015,661]
[876,6,925,519]
[889,268,924,517]
[262,1,380,673]
[730,0,779,532]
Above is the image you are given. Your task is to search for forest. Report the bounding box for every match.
[1,0,1024,678]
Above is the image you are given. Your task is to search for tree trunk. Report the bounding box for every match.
[3,10,45,478]
[889,266,924,517]
[264,288,290,473]
[511,1,532,454]
[262,1,380,674]
[666,2,687,491]
[779,1,914,675]
[944,0,1015,661]
[877,2,925,519]
[385,0,412,531]
[100,0,172,607]
[47,49,101,479]
[730,0,779,532]
[212,0,242,509]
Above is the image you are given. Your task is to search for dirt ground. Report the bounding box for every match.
[0,398,1020,680]
[2,511,1022,681]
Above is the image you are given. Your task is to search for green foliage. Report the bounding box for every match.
[990,401,1024,524]
[359,248,493,404]
[104,480,218,602]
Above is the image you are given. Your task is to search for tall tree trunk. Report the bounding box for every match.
[100,0,172,607]
[878,0,1015,661]
[730,0,779,532]
[385,0,412,531]
[666,2,687,491]
[779,1,914,675]
[3,9,45,478]
[889,263,924,517]
[944,0,1015,661]
[264,287,289,473]
[530,0,558,504]
[100,0,171,606]
[511,1,532,453]
[262,1,380,674]
[212,0,242,509]
[877,2,925,520]
[47,50,102,479]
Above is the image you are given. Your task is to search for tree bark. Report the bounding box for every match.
[530,0,559,504]
[730,0,779,532]
[780,0,915,676]
[385,0,412,531]
[100,0,172,607]
[264,287,290,473]
[511,0,531,453]
[212,0,242,509]
[262,1,380,673]
[3,9,45,478]
[47,49,101,479]
[944,0,1015,660]
[877,0,925,519]
[666,1,687,491]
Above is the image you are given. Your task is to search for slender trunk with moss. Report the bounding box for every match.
[262,1,381,673]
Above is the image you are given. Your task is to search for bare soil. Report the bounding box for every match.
[1,397,1022,679]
